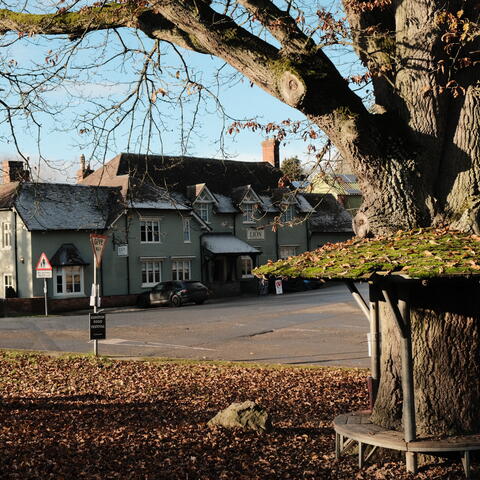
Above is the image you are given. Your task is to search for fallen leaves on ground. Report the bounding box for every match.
[0,352,470,479]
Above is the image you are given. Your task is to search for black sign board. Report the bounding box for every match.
[89,313,106,340]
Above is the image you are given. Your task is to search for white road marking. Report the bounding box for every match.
[282,328,320,333]
[100,338,216,351]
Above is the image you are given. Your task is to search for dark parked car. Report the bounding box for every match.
[137,281,210,308]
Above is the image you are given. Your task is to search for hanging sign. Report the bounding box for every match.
[90,234,108,267]
[36,252,52,279]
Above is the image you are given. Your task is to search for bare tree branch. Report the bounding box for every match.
[0,3,136,36]
[237,0,314,52]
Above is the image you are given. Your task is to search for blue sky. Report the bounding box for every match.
[0,2,365,182]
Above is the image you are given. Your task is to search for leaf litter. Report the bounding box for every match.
[0,352,471,479]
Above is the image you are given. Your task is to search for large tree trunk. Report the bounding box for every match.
[371,280,480,437]
[343,0,480,236]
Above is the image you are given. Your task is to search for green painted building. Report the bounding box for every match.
[0,142,353,311]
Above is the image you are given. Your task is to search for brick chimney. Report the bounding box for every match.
[1,160,30,184]
[262,138,280,168]
[76,154,94,183]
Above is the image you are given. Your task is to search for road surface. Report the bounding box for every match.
[0,283,370,367]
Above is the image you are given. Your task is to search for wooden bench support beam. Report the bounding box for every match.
[462,451,471,478]
[345,281,370,321]
[365,445,378,463]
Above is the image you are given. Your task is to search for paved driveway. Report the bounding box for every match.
[0,283,370,367]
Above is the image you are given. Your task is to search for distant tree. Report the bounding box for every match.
[281,157,304,181]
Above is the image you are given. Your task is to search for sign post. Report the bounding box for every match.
[35,252,52,316]
[89,234,108,356]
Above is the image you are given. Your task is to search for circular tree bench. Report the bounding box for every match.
[334,410,480,477]
[254,228,480,478]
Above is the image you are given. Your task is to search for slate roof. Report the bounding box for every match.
[78,152,352,230]
[303,193,353,233]
[82,153,283,197]
[214,194,238,214]
[11,183,123,231]
[126,182,190,211]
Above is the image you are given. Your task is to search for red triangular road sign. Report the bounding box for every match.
[36,252,52,271]
[90,234,108,267]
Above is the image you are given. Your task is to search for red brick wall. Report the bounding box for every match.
[1,294,139,316]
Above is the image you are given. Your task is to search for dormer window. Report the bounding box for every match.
[240,189,261,224]
[193,186,215,224]
[198,203,209,223]
[281,204,296,223]
[242,203,256,223]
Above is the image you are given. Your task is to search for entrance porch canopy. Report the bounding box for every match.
[202,233,259,256]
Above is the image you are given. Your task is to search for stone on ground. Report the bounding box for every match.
[208,400,271,432]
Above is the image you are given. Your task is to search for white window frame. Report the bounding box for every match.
[194,188,215,224]
[281,204,296,223]
[197,202,210,223]
[183,217,191,243]
[279,245,298,259]
[172,259,191,281]
[140,218,161,243]
[240,255,254,278]
[2,222,11,249]
[3,273,13,297]
[141,260,162,287]
[53,266,84,297]
[242,202,257,224]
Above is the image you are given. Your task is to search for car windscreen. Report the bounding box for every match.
[184,282,205,289]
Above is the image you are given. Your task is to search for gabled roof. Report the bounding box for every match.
[231,185,263,206]
[189,184,217,204]
[50,243,89,266]
[12,183,123,231]
[81,153,283,198]
[303,193,353,233]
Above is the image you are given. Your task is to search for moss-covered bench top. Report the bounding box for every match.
[253,228,480,281]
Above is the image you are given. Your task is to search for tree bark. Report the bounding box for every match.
[371,279,480,437]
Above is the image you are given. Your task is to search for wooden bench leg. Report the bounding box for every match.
[405,452,417,474]
[359,441,364,468]
[335,433,341,459]
[462,451,471,479]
